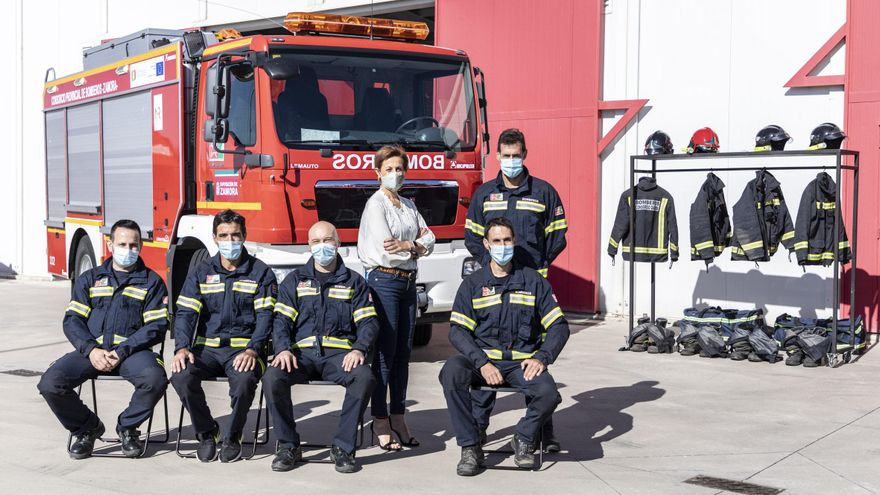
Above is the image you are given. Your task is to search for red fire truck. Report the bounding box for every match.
[43,13,488,345]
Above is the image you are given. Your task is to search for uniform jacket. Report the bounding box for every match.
[689,173,732,264]
[449,263,569,369]
[608,177,679,263]
[271,257,378,355]
[731,170,795,261]
[175,248,277,355]
[794,172,851,266]
[465,167,568,277]
[64,258,168,360]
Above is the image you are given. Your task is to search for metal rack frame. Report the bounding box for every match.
[625,149,859,366]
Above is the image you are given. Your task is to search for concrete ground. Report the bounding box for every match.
[2,279,880,495]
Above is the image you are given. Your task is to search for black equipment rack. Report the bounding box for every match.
[625,149,860,367]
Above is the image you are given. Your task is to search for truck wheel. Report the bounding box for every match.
[73,235,96,280]
[413,324,433,347]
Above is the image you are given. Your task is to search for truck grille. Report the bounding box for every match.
[314,180,459,229]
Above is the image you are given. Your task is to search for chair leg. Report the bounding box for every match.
[244,388,264,460]
[175,403,195,458]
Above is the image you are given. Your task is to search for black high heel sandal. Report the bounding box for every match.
[370,421,402,451]
[390,427,420,448]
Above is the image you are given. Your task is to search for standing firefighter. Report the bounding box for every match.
[170,210,277,463]
[38,220,169,459]
[463,128,568,452]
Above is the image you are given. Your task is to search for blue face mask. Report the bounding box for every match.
[310,242,338,267]
[500,158,524,178]
[112,247,139,268]
[489,245,514,266]
[217,240,243,261]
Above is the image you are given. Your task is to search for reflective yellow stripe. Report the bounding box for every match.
[143,308,168,323]
[472,294,502,309]
[292,336,316,349]
[195,337,221,347]
[232,281,258,294]
[482,200,508,212]
[694,240,715,250]
[194,337,251,348]
[754,145,771,151]
[322,336,353,350]
[465,219,485,236]
[840,241,850,248]
[537,268,548,278]
[275,302,299,321]
[509,293,536,306]
[483,349,503,360]
[541,306,564,329]
[622,246,668,254]
[816,201,836,210]
[200,283,225,294]
[608,237,619,248]
[353,306,377,322]
[196,200,262,211]
[515,200,546,213]
[731,246,745,255]
[806,252,837,261]
[450,311,476,330]
[177,295,203,312]
[67,300,92,318]
[658,197,668,249]
[669,242,678,251]
[545,219,568,234]
[740,240,764,251]
[794,241,809,250]
[297,287,320,297]
[511,350,536,360]
[122,286,148,300]
[328,287,355,300]
[95,334,127,345]
[781,231,795,241]
[230,338,251,348]
[89,286,114,298]
[254,296,276,310]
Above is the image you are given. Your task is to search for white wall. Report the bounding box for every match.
[599,0,847,320]
[0,0,416,278]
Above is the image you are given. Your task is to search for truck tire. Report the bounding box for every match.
[413,324,433,347]
[73,235,96,280]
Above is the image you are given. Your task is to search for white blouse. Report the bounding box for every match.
[357,189,436,271]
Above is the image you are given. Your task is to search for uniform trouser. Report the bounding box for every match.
[37,350,168,436]
[367,269,417,417]
[262,349,375,454]
[439,355,561,447]
[471,390,555,433]
[170,346,262,440]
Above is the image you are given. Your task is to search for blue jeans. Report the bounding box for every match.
[367,269,417,417]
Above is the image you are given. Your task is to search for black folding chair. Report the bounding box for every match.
[282,380,366,463]
[66,344,170,458]
[174,378,268,459]
[472,384,545,471]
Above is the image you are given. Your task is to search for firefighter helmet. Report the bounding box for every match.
[644,131,674,155]
[687,127,720,154]
[754,125,791,151]
[809,123,846,150]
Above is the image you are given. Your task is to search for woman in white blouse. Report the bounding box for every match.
[358,145,435,451]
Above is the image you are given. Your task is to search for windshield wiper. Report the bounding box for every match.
[368,138,455,151]
[285,139,371,146]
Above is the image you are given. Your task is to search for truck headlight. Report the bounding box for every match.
[462,257,481,278]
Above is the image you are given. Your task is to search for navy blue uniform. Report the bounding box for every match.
[38,258,169,436]
[438,264,569,447]
[464,167,568,277]
[170,248,276,440]
[263,257,378,454]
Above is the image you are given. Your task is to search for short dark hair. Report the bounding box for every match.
[110,219,141,242]
[213,209,247,236]
[374,145,409,171]
[497,128,527,153]
[484,217,515,240]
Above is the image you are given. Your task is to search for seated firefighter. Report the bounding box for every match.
[263,221,378,474]
[438,217,570,476]
[171,209,277,463]
[38,219,169,459]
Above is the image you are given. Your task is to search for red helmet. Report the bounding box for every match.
[687,127,720,154]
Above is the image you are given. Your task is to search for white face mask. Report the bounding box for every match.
[112,247,139,268]
[380,172,405,192]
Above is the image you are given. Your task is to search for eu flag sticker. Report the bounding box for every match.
[155,61,164,76]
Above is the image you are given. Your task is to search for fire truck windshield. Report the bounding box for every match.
[266,49,477,152]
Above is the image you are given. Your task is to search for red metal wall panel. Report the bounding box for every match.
[436,0,604,312]
[845,0,880,329]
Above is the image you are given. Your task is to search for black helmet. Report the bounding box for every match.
[755,125,791,151]
[644,130,674,155]
[809,123,846,150]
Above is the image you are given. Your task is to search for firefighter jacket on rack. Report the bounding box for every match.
[608,177,679,263]
[730,169,795,261]
[689,173,732,266]
[794,172,851,266]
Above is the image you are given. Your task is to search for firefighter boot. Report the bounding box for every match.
[119,428,144,458]
[330,444,358,474]
[69,420,106,460]
[785,349,804,367]
[729,341,750,361]
[196,422,220,462]
[456,446,485,476]
[510,434,537,469]
[679,339,699,356]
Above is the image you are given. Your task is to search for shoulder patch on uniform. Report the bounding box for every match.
[297,280,311,288]
[94,278,109,287]
[271,283,278,296]
[489,193,504,201]
[555,205,564,216]
[482,286,496,296]
[206,274,220,283]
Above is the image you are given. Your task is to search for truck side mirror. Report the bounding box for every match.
[204,62,231,118]
[204,118,228,143]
